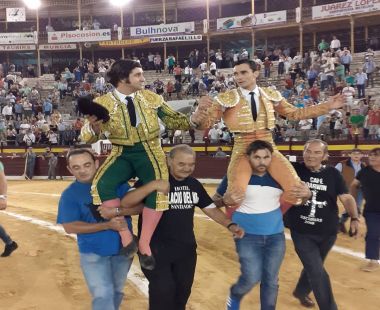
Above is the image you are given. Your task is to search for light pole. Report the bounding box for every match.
[23,0,41,76]
[110,0,131,59]
[206,0,210,66]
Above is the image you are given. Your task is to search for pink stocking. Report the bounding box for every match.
[102,198,132,246]
[139,207,163,255]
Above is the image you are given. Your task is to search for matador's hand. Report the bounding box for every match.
[326,94,345,110]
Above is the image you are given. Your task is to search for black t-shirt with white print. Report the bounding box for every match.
[147,174,213,247]
[288,162,348,236]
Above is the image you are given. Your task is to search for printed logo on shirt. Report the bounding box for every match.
[301,177,328,225]
[170,186,199,210]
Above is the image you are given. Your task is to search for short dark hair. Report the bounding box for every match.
[246,140,273,155]
[107,60,142,87]
[369,147,380,156]
[66,148,96,165]
[234,59,259,73]
[350,148,363,154]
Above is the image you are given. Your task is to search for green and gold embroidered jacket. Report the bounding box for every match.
[81,90,191,145]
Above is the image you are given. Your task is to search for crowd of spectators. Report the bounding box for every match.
[0,34,379,148]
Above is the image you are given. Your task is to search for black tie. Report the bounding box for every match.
[249,91,257,121]
[125,96,137,127]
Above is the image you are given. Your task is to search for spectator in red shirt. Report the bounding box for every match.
[310,82,320,102]
[173,65,182,83]
[367,104,380,140]
[263,57,273,78]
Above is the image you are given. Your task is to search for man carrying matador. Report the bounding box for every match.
[80,60,207,269]
[197,59,345,213]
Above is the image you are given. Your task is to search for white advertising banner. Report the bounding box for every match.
[254,11,287,25]
[0,32,35,44]
[39,43,77,50]
[150,35,202,43]
[312,0,380,20]
[0,44,36,51]
[131,22,195,37]
[217,11,286,30]
[48,29,111,43]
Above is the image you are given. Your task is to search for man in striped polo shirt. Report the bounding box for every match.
[214,140,311,310]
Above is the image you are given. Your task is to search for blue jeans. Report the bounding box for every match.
[364,212,380,260]
[230,233,286,310]
[0,224,12,245]
[80,252,133,310]
[291,231,337,310]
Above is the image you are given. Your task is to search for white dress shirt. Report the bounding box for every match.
[114,88,141,126]
[240,86,260,115]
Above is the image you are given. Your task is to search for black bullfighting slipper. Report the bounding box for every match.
[119,235,138,258]
[138,252,156,271]
[77,96,110,123]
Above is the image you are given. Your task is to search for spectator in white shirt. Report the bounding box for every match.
[208,125,221,143]
[330,35,341,51]
[2,103,13,120]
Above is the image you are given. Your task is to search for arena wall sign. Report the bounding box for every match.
[312,0,380,19]
[98,38,150,47]
[0,32,34,44]
[0,44,36,51]
[216,10,287,31]
[130,22,195,37]
[39,43,77,50]
[149,35,202,43]
[48,29,111,43]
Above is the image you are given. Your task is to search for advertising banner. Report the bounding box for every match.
[131,22,195,37]
[98,38,150,47]
[39,44,77,50]
[149,35,202,43]
[0,44,36,51]
[312,0,380,20]
[217,11,286,31]
[0,32,35,44]
[48,29,111,43]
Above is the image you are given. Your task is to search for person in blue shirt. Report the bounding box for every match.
[214,140,311,310]
[42,98,53,117]
[57,148,143,310]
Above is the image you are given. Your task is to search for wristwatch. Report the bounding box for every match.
[0,195,7,200]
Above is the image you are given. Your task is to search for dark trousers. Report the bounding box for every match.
[364,212,380,260]
[343,63,350,74]
[291,231,338,310]
[142,243,197,310]
[357,84,365,98]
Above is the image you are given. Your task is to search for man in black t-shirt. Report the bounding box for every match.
[351,147,380,272]
[287,139,359,309]
[122,144,244,310]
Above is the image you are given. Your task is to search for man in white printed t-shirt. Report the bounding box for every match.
[214,140,311,310]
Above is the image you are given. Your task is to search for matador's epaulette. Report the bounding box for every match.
[94,93,118,112]
[139,89,163,108]
[214,89,240,107]
[259,87,283,102]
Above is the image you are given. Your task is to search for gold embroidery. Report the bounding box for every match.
[260,87,282,102]
[141,139,169,211]
[91,145,123,205]
[215,89,240,107]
